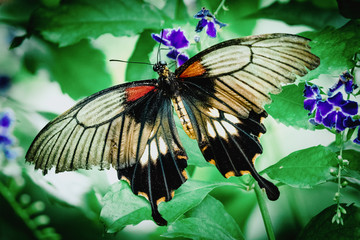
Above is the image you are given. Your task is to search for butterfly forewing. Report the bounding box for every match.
[26,80,160,173]
[176,34,320,113]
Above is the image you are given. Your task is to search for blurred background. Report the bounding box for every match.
[0,0,359,239]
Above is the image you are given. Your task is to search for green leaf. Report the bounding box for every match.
[0,0,39,26]
[100,181,151,232]
[125,29,158,83]
[213,0,259,38]
[163,194,245,240]
[24,40,112,99]
[37,111,59,121]
[101,179,239,232]
[246,1,346,29]
[164,195,244,239]
[265,83,315,130]
[30,0,163,47]
[164,218,236,240]
[162,0,190,23]
[300,20,360,81]
[160,179,239,222]
[185,195,244,240]
[298,204,360,239]
[263,145,338,188]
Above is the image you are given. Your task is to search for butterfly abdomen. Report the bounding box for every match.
[172,96,196,139]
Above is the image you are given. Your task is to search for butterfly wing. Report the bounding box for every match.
[176,33,319,117]
[174,33,320,199]
[26,80,188,225]
[116,96,188,225]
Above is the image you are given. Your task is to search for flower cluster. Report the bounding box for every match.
[0,109,18,160]
[304,71,360,144]
[151,8,226,66]
[151,28,189,67]
[194,7,226,38]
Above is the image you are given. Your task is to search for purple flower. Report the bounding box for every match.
[316,92,358,131]
[0,109,18,160]
[194,7,226,38]
[151,28,189,66]
[355,128,360,144]
[304,83,322,115]
[343,117,360,128]
[304,76,360,145]
[329,71,357,95]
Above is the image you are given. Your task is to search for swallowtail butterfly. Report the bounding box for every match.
[26,33,320,225]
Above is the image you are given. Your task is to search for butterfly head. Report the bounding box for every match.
[153,61,169,77]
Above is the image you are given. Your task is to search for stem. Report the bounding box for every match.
[254,183,276,240]
[214,0,226,16]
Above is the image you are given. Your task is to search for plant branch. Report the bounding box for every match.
[214,0,226,16]
[254,183,276,240]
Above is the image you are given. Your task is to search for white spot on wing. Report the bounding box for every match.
[224,113,240,124]
[207,121,216,138]
[221,121,238,136]
[150,140,158,163]
[207,108,220,118]
[140,145,149,167]
[158,137,167,155]
[214,121,227,138]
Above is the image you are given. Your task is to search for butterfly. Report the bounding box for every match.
[26,33,320,225]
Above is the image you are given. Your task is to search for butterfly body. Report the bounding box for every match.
[26,33,320,225]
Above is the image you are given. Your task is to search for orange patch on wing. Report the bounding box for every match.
[225,171,235,178]
[252,153,261,164]
[171,191,175,198]
[182,170,188,179]
[120,176,131,185]
[178,155,187,160]
[179,60,206,78]
[201,145,208,152]
[240,170,250,175]
[156,197,166,205]
[138,191,149,200]
[208,159,216,166]
[126,86,155,101]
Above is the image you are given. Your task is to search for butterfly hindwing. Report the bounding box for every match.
[173,93,279,200]
[117,97,188,225]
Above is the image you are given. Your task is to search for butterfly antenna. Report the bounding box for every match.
[109,59,153,66]
[168,60,177,69]
[156,29,165,63]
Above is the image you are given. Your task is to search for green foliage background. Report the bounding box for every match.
[0,0,359,239]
